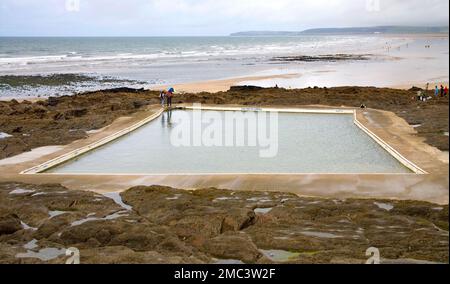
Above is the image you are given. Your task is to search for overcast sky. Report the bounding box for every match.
[0,0,448,36]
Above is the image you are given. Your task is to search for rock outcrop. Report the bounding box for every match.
[0,183,447,264]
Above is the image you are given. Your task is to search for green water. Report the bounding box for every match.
[48,110,410,174]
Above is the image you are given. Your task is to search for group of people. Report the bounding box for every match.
[159,87,175,108]
[434,85,448,98]
[417,83,448,102]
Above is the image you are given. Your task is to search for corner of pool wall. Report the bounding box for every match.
[20,108,166,175]
[352,111,428,175]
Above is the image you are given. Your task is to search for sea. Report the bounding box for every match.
[0,35,448,98]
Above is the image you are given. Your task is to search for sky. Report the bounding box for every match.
[0,0,449,36]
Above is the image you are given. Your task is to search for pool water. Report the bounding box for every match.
[47,110,410,174]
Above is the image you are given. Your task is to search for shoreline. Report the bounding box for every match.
[1,33,448,99]
[151,73,301,93]
[155,75,450,94]
[2,75,448,101]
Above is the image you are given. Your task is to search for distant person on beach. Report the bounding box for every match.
[445,86,448,97]
[435,86,439,97]
[167,87,174,108]
[440,85,445,97]
[159,90,166,107]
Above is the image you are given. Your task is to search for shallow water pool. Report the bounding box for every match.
[47,110,410,174]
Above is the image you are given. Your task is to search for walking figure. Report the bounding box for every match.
[166,87,174,108]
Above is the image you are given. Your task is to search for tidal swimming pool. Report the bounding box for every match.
[47,110,411,174]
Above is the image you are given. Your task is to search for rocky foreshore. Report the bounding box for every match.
[270,54,372,62]
[0,182,448,264]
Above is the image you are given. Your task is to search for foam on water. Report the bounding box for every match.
[3,35,443,99]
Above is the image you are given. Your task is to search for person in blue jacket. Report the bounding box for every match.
[167,87,175,108]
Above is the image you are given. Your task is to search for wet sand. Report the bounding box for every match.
[152,73,301,93]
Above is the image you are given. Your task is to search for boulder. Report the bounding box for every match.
[0,214,22,235]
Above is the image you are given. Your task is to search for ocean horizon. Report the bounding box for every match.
[0,34,448,98]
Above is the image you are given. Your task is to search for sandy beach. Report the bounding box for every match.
[156,74,449,94]
[152,73,302,93]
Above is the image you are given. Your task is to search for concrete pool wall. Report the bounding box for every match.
[1,104,447,204]
[20,106,426,175]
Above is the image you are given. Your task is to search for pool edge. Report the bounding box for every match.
[20,105,426,176]
[20,108,165,174]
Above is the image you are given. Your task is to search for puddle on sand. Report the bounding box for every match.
[300,231,342,239]
[102,192,132,211]
[9,188,35,195]
[247,197,273,203]
[274,236,291,240]
[20,221,37,231]
[215,259,245,264]
[71,211,129,227]
[16,248,66,262]
[23,239,38,250]
[213,196,240,202]
[166,194,182,200]
[31,191,67,197]
[374,202,394,211]
[254,208,273,214]
[260,249,300,262]
[48,211,67,219]
[0,132,12,139]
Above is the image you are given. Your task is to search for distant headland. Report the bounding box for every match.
[230,26,450,36]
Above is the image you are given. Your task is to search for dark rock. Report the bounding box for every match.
[202,232,262,263]
[0,214,22,235]
[47,97,60,107]
[271,54,371,62]
[133,100,147,109]
[65,108,88,118]
[11,127,22,133]
[229,86,264,92]
[409,86,423,92]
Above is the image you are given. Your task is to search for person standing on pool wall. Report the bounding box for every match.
[159,90,166,107]
[167,87,174,108]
